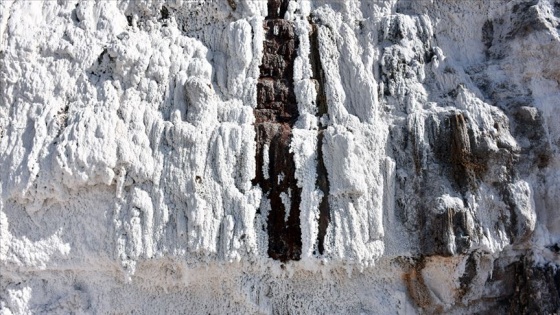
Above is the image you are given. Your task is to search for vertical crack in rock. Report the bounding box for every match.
[253,0,301,261]
[309,22,330,255]
[315,132,330,255]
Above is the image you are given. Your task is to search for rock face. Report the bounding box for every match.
[254,3,302,262]
[1,0,560,313]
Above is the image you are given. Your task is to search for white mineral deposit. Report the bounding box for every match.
[1,0,560,313]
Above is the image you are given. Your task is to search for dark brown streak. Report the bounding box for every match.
[253,0,302,262]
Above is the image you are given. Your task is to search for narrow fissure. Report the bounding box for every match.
[309,22,331,255]
[253,0,302,261]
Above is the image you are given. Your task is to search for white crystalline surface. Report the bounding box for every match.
[1,0,560,313]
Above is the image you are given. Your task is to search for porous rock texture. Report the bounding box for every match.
[1,0,560,313]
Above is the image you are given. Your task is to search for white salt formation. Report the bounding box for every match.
[1,0,560,313]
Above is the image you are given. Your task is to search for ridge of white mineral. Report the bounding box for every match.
[1,0,559,313]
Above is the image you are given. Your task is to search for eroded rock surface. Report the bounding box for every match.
[254,3,302,261]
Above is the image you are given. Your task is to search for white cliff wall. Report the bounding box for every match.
[1,0,560,313]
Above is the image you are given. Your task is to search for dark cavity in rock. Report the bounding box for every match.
[160,6,169,20]
[227,0,237,11]
[266,0,290,19]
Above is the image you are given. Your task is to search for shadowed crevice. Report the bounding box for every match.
[309,22,331,255]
